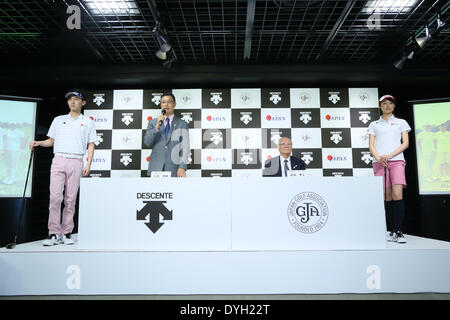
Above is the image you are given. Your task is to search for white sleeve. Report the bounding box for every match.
[47,118,57,139]
[87,120,97,144]
[367,121,375,136]
[401,119,411,133]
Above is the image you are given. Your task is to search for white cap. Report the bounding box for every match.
[379,95,395,103]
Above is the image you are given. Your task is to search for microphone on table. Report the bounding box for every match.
[159,109,167,126]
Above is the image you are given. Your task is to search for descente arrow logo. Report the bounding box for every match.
[136,201,173,233]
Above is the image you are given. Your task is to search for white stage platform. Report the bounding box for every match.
[1,234,450,295]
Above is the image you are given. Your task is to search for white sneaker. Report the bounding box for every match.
[395,232,407,244]
[43,234,60,246]
[60,233,74,245]
[386,231,395,242]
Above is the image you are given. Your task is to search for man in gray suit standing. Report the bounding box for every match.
[144,93,190,177]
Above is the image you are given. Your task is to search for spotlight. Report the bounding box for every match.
[430,13,446,37]
[153,26,172,60]
[436,14,446,29]
[393,12,447,70]
[393,51,414,70]
[155,50,167,60]
[415,25,431,48]
[155,31,171,52]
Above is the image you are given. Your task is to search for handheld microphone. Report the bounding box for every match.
[159,109,166,126]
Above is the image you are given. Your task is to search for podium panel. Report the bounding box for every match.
[79,178,232,250]
[79,177,385,250]
[231,177,386,250]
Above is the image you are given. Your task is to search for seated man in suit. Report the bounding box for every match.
[144,93,190,177]
[263,137,306,177]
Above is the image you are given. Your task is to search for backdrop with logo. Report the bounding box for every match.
[82,88,379,178]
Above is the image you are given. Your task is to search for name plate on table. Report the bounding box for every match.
[151,171,172,178]
[287,170,308,177]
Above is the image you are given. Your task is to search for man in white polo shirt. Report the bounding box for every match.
[30,89,96,246]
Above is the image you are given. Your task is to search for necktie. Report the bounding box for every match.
[165,118,170,139]
[284,159,289,177]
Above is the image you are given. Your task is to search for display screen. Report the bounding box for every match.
[413,100,450,195]
[0,96,37,198]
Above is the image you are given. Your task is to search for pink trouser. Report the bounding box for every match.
[48,156,83,235]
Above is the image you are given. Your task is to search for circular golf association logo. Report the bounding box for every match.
[299,92,311,104]
[240,92,252,105]
[287,192,329,233]
[181,93,192,105]
[359,92,369,104]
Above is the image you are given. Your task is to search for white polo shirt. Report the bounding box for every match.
[367,115,411,162]
[47,113,97,155]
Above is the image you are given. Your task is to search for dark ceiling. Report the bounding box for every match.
[1,0,449,67]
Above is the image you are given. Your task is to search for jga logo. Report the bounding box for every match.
[287,192,328,234]
[299,93,311,104]
[240,93,252,104]
[181,94,193,105]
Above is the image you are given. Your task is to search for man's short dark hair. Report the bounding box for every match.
[161,92,176,103]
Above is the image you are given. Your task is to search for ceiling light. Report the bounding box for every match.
[153,27,172,53]
[153,25,172,60]
[155,50,167,60]
[437,14,446,28]
[393,51,414,70]
[415,26,431,48]
[85,0,139,15]
[363,0,419,13]
[430,14,447,38]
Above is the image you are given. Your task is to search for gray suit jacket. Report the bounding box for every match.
[144,116,190,177]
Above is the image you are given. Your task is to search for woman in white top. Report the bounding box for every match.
[368,95,411,244]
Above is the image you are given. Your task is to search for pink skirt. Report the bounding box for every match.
[372,160,407,188]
